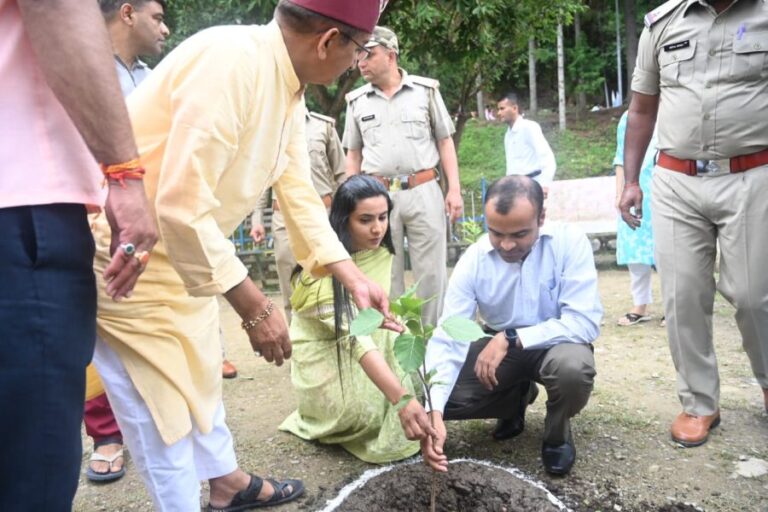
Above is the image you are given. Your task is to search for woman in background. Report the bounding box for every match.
[614,111,661,326]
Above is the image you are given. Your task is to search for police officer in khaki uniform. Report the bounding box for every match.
[343,26,463,326]
[620,0,768,447]
[252,110,346,320]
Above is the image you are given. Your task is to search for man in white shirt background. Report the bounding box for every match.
[497,92,557,194]
[422,175,602,476]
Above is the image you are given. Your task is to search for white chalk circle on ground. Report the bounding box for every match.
[319,457,569,512]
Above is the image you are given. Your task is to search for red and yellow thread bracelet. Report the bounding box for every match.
[100,158,146,188]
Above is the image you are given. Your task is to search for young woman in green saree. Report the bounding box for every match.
[280,175,432,463]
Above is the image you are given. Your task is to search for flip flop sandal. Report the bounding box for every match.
[86,448,125,482]
[617,312,651,326]
[205,474,305,511]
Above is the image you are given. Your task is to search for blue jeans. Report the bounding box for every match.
[0,204,96,510]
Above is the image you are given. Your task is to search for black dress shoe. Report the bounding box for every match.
[492,382,539,441]
[541,439,576,475]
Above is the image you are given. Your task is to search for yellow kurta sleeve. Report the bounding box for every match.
[153,40,256,297]
[274,107,349,278]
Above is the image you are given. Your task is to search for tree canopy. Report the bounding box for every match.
[160,0,658,142]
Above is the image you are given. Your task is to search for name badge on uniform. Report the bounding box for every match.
[362,114,376,122]
[663,40,690,52]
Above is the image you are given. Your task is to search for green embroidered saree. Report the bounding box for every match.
[279,248,419,463]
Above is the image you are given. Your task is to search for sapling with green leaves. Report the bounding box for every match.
[350,283,485,511]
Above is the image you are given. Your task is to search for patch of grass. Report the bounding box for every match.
[548,118,618,180]
[456,120,507,196]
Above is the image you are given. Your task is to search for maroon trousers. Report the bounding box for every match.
[84,393,122,446]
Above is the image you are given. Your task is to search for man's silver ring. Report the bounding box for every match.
[120,243,136,256]
[253,350,262,358]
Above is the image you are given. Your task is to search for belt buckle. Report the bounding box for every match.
[389,177,402,192]
[696,159,730,176]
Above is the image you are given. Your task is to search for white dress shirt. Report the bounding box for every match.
[426,222,603,413]
[504,117,557,186]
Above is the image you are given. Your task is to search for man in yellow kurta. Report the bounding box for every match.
[89,1,421,511]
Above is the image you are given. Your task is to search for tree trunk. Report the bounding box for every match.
[453,114,470,151]
[306,69,361,122]
[557,23,566,131]
[574,12,586,114]
[476,74,484,121]
[528,37,537,116]
[623,0,639,98]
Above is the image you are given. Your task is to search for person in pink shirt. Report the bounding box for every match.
[0,0,157,509]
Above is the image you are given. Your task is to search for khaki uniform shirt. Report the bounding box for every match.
[253,111,346,225]
[632,0,768,159]
[342,69,455,176]
[92,22,349,444]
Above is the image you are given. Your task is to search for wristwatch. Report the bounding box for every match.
[504,328,518,347]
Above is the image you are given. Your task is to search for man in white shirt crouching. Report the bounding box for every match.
[422,175,602,476]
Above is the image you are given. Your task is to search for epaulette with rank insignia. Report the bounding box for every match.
[409,75,440,89]
[644,0,685,28]
[345,83,374,104]
[308,112,336,126]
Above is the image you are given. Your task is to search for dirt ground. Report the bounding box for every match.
[73,267,768,512]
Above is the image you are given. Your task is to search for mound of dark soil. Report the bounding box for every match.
[334,461,562,512]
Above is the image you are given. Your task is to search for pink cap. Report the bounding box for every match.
[288,0,387,33]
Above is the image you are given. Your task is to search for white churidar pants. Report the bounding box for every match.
[93,338,238,512]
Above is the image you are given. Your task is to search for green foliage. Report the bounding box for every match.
[567,39,605,97]
[351,283,483,415]
[441,317,486,342]
[349,308,385,337]
[548,117,618,179]
[393,333,426,373]
[159,0,637,130]
[456,120,507,193]
[165,0,275,48]
[457,219,485,245]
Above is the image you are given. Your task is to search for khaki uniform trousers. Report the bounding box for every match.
[444,339,596,445]
[271,210,296,322]
[652,165,768,416]
[389,180,447,326]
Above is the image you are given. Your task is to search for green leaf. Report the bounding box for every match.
[401,280,421,299]
[424,368,438,384]
[394,334,426,373]
[395,394,414,411]
[349,308,384,337]
[389,300,404,317]
[405,319,422,336]
[400,296,425,314]
[423,324,434,341]
[440,316,485,342]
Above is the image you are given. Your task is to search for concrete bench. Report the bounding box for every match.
[546,175,617,252]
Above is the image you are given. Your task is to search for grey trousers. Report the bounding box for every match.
[652,165,768,416]
[389,180,447,327]
[444,338,596,445]
[271,210,295,322]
